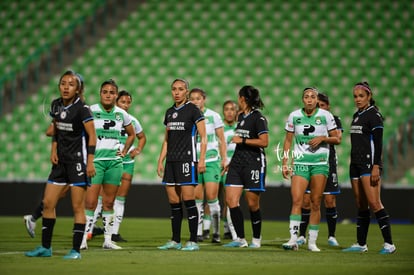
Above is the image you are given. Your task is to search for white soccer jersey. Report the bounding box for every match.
[119,113,144,165]
[119,113,143,153]
[285,108,337,165]
[196,108,224,162]
[90,103,132,161]
[223,123,237,165]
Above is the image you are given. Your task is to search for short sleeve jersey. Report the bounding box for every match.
[196,108,224,163]
[231,109,268,165]
[350,106,383,165]
[285,108,337,165]
[223,123,237,165]
[164,101,204,162]
[50,97,93,163]
[90,103,132,161]
[119,113,143,153]
[329,115,343,168]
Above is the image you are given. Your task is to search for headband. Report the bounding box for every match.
[353,84,371,94]
[302,87,319,95]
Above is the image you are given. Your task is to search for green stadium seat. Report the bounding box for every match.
[1,0,413,184]
[1,0,103,77]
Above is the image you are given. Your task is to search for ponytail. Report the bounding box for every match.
[239,85,264,110]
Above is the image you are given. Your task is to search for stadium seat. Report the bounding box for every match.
[0,0,101,77]
[1,0,413,184]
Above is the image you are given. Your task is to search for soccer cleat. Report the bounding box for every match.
[63,249,81,260]
[103,241,122,250]
[92,226,104,237]
[342,243,368,252]
[328,236,339,246]
[25,246,52,257]
[212,233,221,243]
[223,238,248,248]
[379,243,396,254]
[158,240,182,250]
[196,235,204,242]
[202,229,210,240]
[23,215,36,238]
[181,241,200,251]
[296,236,306,246]
[282,242,299,251]
[249,237,261,248]
[86,232,93,241]
[112,234,127,242]
[308,243,321,252]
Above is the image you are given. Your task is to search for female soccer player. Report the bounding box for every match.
[223,85,268,248]
[220,100,238,240]
[111,90,146,242]
[297,92,343,247]
[82,79,135,250]
[157,79,207,251]
[24,73,85,239]
[25,70,96,260]
[343,82,396,254]
[282,87,339,252]
[189,88,227,243]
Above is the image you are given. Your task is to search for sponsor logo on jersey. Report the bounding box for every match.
[315,117,321,125]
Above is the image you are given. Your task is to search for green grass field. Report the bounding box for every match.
[0,217,413,275]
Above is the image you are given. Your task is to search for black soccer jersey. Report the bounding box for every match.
[230,109,269,165]
[329,115,343,168]
[50,97,94,163]
[349,106,383,165]
[164,101,204,162]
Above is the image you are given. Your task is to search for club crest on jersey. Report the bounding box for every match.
[115,113,122,121]
[315,117,321,125]
[60,111,67,119]
[240,120,245,127]
[172,112,178,119]
[353,117,359,123]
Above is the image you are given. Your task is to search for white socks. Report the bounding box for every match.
[102,211,115,243]
[208,200,220,235]
[113,197,126,235]
[196,201,204,236]
[288,219,301,243]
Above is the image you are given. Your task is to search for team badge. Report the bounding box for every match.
[353,117,359,123]
[315,117,321,125]
[60,111,67,119]
[115,113,122,121]
[240,120,245,126]
[172,112,178,119]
